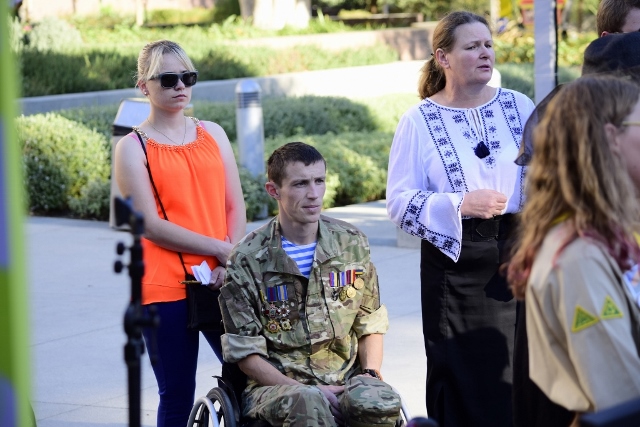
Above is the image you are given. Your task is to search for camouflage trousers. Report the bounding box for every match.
[243,375,401,427]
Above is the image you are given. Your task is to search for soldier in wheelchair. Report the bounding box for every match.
[212,142,401,426]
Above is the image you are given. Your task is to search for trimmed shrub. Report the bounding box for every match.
[21,94,405,220]
[212,0,242,23]
[498,63,581,100]
[17,113,110,217]
[195,95,379,141]
[19,48,138,97]
[26,17,83,52]
[238,167,272,221]
[146,8,215,26]
[8,16,24,53]
[265,131,393,208]
[356,93,419,132]
[67,178,111,219]
[57,104,120,141]
[18,42,397,97]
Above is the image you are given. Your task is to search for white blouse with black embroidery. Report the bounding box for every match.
[386,88,535,262]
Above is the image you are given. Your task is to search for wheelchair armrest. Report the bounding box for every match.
[580,396,640,427]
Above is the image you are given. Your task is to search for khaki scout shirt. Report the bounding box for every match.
[220,215,389,386]
[526,223,640,412]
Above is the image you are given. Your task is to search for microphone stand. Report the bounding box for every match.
[114,197,159,427]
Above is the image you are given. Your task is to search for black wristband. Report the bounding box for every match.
[361,368,382,380]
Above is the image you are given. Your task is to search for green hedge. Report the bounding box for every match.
[17,43,398,97]
[194,95,379,141]
[265,131,393,209]
[18,113,110,218]
[19,65,581,221]
[22,94,411,221]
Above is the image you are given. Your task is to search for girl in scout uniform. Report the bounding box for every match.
[507,76,640,423]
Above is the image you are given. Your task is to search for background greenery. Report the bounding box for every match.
[9,5,595,98]
[21,94,416,221]
[11,3,596,221]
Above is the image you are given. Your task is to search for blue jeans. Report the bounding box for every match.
[142,299,222,427]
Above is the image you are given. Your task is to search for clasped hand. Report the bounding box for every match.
[460,189,507,219]
[207,266,226,290]
[316,384,345,425]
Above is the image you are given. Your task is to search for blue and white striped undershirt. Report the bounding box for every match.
[281,236,317,278]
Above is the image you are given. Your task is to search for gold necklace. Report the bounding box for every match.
[147,117,186,145]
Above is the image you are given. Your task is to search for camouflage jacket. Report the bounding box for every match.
[219,214,389,386]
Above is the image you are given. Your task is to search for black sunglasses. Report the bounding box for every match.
[150,71,198,88]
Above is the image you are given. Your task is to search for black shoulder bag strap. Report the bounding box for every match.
[133,129,193,280]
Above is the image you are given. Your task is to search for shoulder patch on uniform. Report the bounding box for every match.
[600,296,623,320]
[571,305,599,332]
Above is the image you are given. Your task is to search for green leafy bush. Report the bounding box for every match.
[67,178,111,219]
[212,0,242,23]
[19,48,138,97]
[265,131,393,208]
[18,42,396,97]
[146,8,216,26]
[26,17,83,52]
[57,104,119,141]
[17,113,110,217]
[8,16,24,53]
[28,93,403,220]
[498,63,581,100]
[495,26,597,66]
[196,95,378,141]
[238,167,272,220]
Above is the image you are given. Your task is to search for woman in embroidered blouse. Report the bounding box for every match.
[386,11,534,427]
[114,40,246,427]
[507,76,640,423]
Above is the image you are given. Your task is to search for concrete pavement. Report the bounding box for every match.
[27,200,427,426]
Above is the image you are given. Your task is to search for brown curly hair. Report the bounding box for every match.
[507,75,640,299]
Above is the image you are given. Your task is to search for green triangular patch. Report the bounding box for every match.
[572,305,599,332]
[600,296,623,320]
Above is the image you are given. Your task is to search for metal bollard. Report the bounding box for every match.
[236,79,267,219]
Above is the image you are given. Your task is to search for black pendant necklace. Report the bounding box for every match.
[474,141,490,159]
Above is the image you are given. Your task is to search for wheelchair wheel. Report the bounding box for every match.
[187,386,237,427]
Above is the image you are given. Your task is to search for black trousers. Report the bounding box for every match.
[512,302,574,427]
[420,215,516,427]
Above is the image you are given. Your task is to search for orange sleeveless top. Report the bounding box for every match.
[137,120,227,305]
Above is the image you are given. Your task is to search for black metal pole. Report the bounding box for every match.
[115,197,159,427]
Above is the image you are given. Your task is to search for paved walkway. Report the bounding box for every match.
[28,200,427,426]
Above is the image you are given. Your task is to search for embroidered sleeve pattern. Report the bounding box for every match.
[399,191,461,259]
[418,103,469,193]
[495,90,527,210]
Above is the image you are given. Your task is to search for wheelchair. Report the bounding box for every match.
[187,362,413,427]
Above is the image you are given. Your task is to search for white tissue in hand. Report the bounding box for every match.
[191,260,211,285]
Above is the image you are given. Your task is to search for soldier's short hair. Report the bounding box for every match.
[597,0,640,34]
[267,142,326,186]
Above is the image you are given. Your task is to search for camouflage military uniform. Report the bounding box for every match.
[220,215,400,426]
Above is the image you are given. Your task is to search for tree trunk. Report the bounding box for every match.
[239,0,310,29]
[135,0,147,27]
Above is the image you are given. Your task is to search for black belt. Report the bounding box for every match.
[461,214,516,242]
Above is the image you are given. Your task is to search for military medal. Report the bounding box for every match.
[264,284,292,333]
[353,269,365,290]
[280,318,292,331]
[339,288,348,301]
[329,271,340,300]
[267,319,280,333]
[346,286,356,298]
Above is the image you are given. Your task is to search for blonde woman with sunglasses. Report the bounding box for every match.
[507,76,640,424]
[114,40,246,427]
